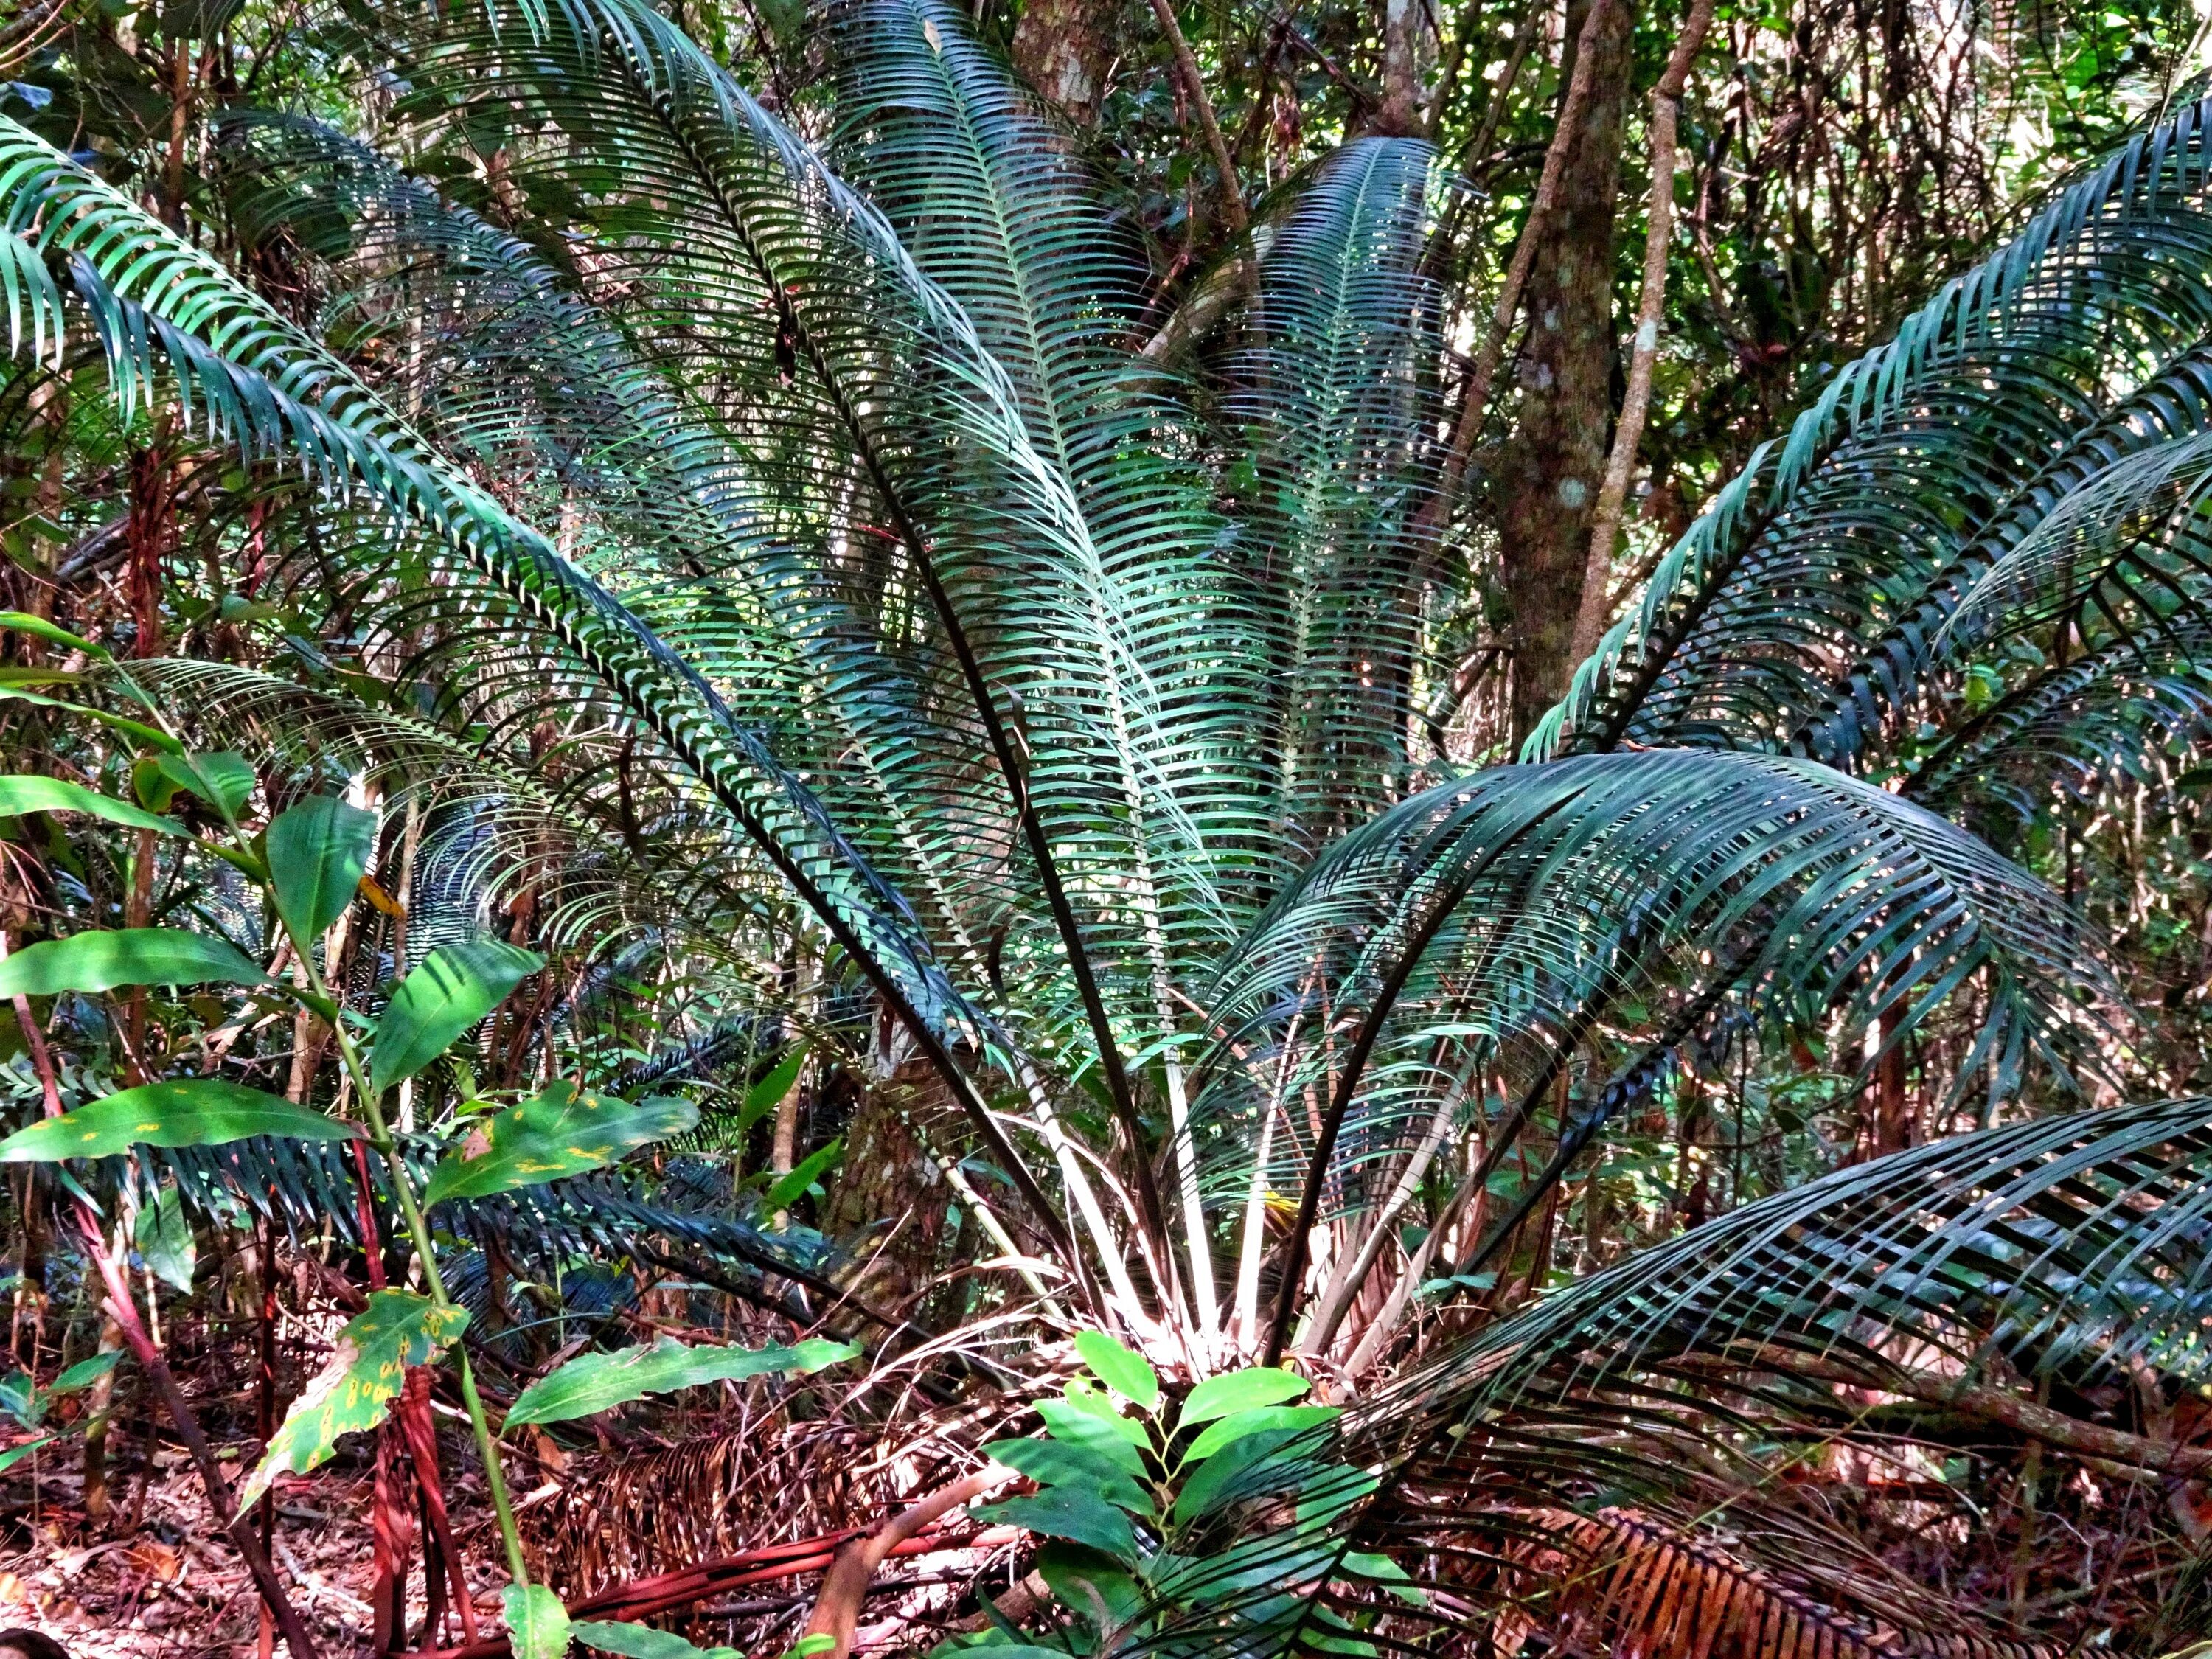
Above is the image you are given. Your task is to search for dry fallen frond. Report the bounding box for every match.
[1492,1509,2053,1659]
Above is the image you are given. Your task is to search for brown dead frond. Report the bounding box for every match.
[1492,1509,2052,1659]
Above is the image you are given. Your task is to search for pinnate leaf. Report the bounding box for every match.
[0,1079,358,1162]
[505,1335,857,1427]
[372,939,543,1088]
[986,1437,1152,1514]
[421,1082,697,1208]
[242,1290,466,1505]
[0,928,267,997]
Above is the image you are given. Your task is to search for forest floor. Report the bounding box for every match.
[0,1444,505,1658]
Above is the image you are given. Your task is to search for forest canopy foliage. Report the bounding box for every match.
[0,0,2210,1654]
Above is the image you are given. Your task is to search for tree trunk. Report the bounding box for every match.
[1374,0,1426,136]
[1498,0,1636,745]
[1012,0,1115,126]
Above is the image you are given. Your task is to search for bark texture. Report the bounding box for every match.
[1012,0,1115,125]
[1498,0,1636,744]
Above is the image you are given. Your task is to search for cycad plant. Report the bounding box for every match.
[1,0,2211,1651]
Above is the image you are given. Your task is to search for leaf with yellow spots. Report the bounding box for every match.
[0,1080,359,1163]
[420,1082,696,1208]
[241,1291,466,1506]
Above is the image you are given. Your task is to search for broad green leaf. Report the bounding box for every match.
[572,1620,738,1659]
[976,1488,1138,1562]
[1178,1366,1310,1427]
[737,1046,805,1135]
[1181,1404,1340,1466]
[1072,1331,1158,1412]
[0,1436,52,1473]
[241,1290,466,1505]
[0,612,105,660]
[0,689,179,753]
[0,928,267,997]
[372,939,543,1089]
[504,1335,857,1427]
[421,1083,697,1208]
[52,1349,124,1394]
[504,1583,570,1659]
[265,796,375,945]
[0,776,185,839]
[1060,1379,1148,1444]
[1035,1399,1147,1478]
[134,1181,196,1292]
[156,752,255,818]
[0,1079,358,1162]
[986,1438,1153,1515]
[763,1137,841,1211]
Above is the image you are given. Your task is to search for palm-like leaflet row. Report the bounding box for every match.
[3,0,2211,1646]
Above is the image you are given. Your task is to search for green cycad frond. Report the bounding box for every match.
[217,113,1026,989]
[821,0,1279,987]
[1533,97,2212,764]
[1220,137,1453,852]
[1333,1096,2212,1652]
[0,118,1067,1214]
[1913,619,2212,835]
[1195,750,2126,1231]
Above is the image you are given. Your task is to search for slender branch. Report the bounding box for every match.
[1570,0,1718,664]
[799,1469,1007,1659]
[1148,0,1249,237]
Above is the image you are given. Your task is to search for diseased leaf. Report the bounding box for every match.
[504,1583,570,1659]
[0,928,267,997]
[241,1290,466,1505]
[265,796,375,945]
[0,1080,358,1162]
[1178,1366,1310,1427]
[976,1487,1139,1562]
[372,939,543,1088]
[0,776,186,839]
[134,1180,197,1292]
[1072,1331,1158,1412]
[571,1619,738,1659]
[421,1083,697,1208]
[505,1335,857,1427]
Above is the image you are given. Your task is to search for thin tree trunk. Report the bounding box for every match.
[1375,0,1425,135]
[1405,0,1618,602]
[1569,0,1718,664]
[1495,0,1638,743]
